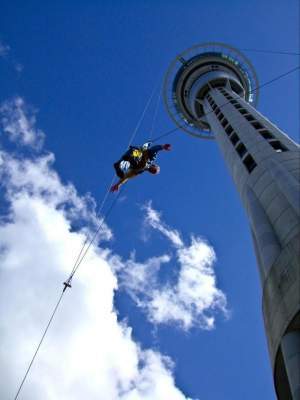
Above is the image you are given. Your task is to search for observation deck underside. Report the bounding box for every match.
[163,42,259,139]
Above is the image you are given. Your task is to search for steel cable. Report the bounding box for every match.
[12,80,160,400]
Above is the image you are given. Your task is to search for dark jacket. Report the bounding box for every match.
[115,145,164,175]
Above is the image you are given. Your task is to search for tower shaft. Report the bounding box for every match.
[165,43,300,399]
[202,86,300,399]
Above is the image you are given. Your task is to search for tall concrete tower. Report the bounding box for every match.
[163,43,300,399]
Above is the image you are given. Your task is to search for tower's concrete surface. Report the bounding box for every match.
[164,43,300,399]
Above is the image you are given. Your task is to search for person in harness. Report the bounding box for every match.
[111,142,172,192]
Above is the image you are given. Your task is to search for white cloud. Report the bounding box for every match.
[143,203,183,247]
[120,202,228,330]
[0,97,45,148]
[0,98,194,399]
[0,151,110,240]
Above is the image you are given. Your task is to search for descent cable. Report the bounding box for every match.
[13,291,65,400]
[69,82,159,278]
[127,82,160,147]
[70,81,162,279]
[13,189,121,400]
[67,190,121,282]
[239,48,300,56]
[12,80,160,400]
[67,173,116,281]
[148,82,162,142]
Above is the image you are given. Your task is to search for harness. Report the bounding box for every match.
[114,144,158,178]
[127,146,149,169]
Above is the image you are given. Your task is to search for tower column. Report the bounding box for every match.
[200,86,300,399]
[281,330,300,400]
[164,43,300,399]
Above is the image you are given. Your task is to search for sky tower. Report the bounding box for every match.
[163,43,300,400]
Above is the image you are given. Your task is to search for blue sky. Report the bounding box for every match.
[0,1,299,399]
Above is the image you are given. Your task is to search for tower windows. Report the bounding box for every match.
[243,154,257,173]
[268,140,287,152]
[230,133,239,145]
[221,118,229,128]
[228,100,288,152]
[236,142,247,158]
[225,125,233,136]
[259,129,274,140]
[208,91,257,174]
[245,114,256,122]
[219,88,233,99]
[227,129,257,174]
[251,121,264,130]
[206,92,287,169]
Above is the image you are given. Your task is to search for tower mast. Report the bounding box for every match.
[164,42,300,400]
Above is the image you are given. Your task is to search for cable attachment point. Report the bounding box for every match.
[63,278,72,292]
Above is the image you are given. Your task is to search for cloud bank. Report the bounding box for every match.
[0,97,195,399]
[0,97,228,399]
[119,203,228,331]
[0,97,44,149]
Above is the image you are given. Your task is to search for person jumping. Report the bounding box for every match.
[111,142,171,192]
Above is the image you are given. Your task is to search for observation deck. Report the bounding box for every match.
[163,42,259,139]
